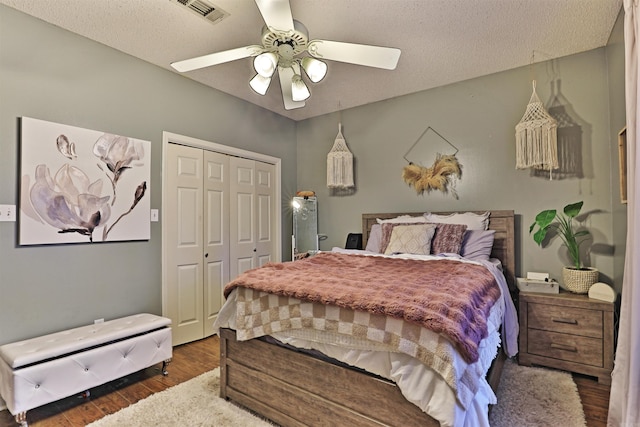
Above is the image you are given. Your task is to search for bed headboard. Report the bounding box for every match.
[362,210,516,290]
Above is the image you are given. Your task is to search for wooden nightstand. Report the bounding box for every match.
[518,291,614,384]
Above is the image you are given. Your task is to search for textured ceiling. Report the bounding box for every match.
[0,0,623,121]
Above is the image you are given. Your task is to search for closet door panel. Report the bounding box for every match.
[203,151,229,337]
[230,157,257,277]
[236,193,254,243]
[177,265,200,324]
[176,188,200,261]
[255,161,276,266]
[166,143,204,345]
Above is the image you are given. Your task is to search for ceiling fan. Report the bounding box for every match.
[170,0,401,110]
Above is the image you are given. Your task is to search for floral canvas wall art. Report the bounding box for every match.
[19,117,151,245]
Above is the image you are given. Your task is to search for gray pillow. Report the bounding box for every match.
[365,223,382,253]
[460,230,496,261]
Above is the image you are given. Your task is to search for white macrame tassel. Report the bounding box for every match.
[327,123,354,189]
[515,81,559,179]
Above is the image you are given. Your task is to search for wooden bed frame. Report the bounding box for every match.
[219,210,515,427]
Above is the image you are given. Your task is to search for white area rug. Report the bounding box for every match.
[86,368,272,427]
[489,359,587,427]
[88,360,586,427]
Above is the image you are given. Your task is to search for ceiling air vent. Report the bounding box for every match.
[171,0,229,25]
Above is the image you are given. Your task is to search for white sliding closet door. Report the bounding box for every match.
[203,150,230,338]
[254,160,277,267]
[165,143,205,345]
[164,139,277,346]
[229,157,277,278]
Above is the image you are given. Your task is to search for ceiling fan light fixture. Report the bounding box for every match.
[253,52,278,78]
[301,57,327,83]
[172,1,402,111]
[249,73,272,95]
[291,74,310,101]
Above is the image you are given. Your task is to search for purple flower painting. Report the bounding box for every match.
[19,117,151,245]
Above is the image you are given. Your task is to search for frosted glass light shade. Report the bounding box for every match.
[253,52,278,78]
[301,57,327,83]
[291,74,310,101]
[249,74,271,95]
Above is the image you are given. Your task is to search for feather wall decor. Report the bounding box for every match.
[402,154,462,198]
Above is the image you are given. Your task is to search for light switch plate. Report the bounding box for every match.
[0,204,16,222]
[151,209,159,222]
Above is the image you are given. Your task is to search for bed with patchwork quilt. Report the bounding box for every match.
[214,210,518,427]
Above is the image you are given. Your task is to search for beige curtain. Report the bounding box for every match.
[608,1,640,425]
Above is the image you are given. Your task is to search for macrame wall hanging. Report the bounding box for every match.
[327,122,354,189]
[532,80,583,180]
[515,80,559,179]
[402,126,461,198]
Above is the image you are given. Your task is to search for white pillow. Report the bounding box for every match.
[423,211,490,230]
[383,223,437,255]
[376,215,427,224]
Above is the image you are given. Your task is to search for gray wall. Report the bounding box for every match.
[297,39,625,292]
[0,5,296,344]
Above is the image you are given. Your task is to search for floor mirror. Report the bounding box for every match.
[292,196,318,259]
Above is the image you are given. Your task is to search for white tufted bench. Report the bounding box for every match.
[0,313,172,426]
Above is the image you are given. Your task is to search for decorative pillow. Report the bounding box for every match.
[365,224,383,253]
[380,222,425,253]
[423,211,490,230]
[460,229,496,261]
[383,223,437,255]
[430,223,468,254]
[376,215,427,224]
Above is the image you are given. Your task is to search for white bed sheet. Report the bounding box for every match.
[214,251,518,427]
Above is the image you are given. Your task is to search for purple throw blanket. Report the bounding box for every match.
[224,252,501,363]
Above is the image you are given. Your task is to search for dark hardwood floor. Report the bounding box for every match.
[0,335,609,426]
[574,374,612,427]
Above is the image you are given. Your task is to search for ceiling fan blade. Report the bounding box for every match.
[278,65,305,110]
[171,45,261,72]
[308,40,401,70]
[255,0,294,32]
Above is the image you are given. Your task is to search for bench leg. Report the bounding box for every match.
[162,359,171,376]
[14,411,27,426]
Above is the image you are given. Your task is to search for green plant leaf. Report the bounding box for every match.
[530,202,590,268]
[535,210,556,228]
[564,201,583,218]
[533,228,547,245]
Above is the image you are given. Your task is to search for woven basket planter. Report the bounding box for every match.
[562,266,599,294]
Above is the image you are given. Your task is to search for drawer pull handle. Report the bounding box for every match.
[550,343,578,352]
[551,317,578,325]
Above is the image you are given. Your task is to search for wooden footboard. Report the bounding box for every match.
[219,328,439,427]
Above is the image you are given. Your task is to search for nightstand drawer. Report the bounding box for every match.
[528,329,603,367]
[528,302,602,338]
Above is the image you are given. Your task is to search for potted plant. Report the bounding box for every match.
[529,201,598,293]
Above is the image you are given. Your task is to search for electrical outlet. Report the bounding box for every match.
[0,204,16,222]
[94,318,104,324]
